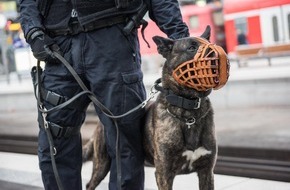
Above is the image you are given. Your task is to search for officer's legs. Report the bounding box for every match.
[37,35,90,190]
[38,129,83,190]
[84,26,146,190]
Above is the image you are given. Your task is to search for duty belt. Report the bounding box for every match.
[47,15,127,37]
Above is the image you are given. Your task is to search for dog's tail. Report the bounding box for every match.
[82,136,94,163]
[82,117,102,163]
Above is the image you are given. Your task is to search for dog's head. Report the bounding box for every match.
[153,26,228,99]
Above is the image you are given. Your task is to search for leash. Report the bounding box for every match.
[34,61,64,190]
[34,51,158,190]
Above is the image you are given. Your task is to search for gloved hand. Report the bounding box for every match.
[27,29,62,62]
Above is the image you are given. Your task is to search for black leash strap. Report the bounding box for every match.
[51,52,123,189]
[35,60,64,190]
[42,110,64,190]
[35,56,122,189]
[52,51,153,119]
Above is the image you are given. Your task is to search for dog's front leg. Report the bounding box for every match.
[155,164,175,190]
[197,167,214,190]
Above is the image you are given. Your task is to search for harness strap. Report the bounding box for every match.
[40,88,85,111]
[31,66,87,112]
[31,66,88,139]
[47,122,80,138]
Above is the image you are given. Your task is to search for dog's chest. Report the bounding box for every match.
[164,109,204,148]
[155,102,205,144]
[182,126,201,149]
[154,102,213,171]
[181,146,212,172]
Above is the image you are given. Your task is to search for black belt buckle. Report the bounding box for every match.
[48,122,78,138]
[45,91,64,106]
[69,22,84,35]
[48,122,63,138]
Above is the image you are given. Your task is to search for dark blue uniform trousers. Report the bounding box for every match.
[38,24,146,190]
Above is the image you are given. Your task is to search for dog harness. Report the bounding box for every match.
[172,37,230,91]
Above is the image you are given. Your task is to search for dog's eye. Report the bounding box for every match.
[187,46,197,52]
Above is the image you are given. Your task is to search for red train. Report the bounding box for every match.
[139,2,225,56]
[139,0,290,58]
[223,0,290,55]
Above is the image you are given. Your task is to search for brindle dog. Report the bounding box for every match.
[83,26,217,190]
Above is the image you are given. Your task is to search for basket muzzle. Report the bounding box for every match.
[172,37,230,91]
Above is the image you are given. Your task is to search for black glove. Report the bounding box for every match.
[27,29,62,62]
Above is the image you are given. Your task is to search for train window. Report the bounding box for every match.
[189,15,199,30]
[272,16,279,42]
[212,11,224,26]
[234,17,247,34]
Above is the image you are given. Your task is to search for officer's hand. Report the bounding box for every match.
[28,30,62,62]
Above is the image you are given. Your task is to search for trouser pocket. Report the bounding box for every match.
[120,69,146,124]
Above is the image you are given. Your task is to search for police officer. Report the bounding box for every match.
[18,0,189,189]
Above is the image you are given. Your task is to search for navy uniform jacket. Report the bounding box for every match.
[19,0,189,40]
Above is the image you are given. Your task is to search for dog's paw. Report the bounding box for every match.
[182,147,211,170]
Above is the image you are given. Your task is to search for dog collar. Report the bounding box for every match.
[154,78,201,110]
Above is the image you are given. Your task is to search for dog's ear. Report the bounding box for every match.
[152,36,174,58]
[200,25,211,41]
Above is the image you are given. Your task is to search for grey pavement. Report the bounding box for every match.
[0,152,290,190]
[215,106,290,150]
